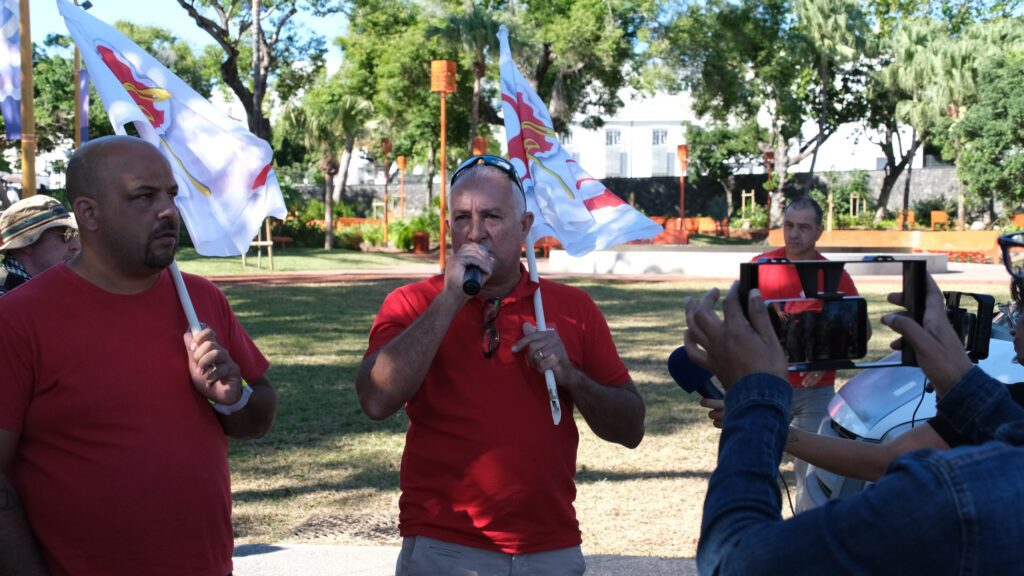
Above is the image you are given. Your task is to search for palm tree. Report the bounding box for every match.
[925,20,1023,228]
[797,0,871,177]
[435,4,502,154]
[281,78,373,249]
[874,17,941,224]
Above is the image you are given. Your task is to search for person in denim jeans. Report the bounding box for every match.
[684,275,1024,575]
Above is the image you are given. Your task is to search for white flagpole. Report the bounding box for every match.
[527,229,562,425]
[170,260,202,333]
[111,123,202,334]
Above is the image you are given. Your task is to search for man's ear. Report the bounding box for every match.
[72,197,100,232]
[520,211,534,242]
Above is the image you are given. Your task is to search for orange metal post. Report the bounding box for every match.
[472,136,488,156]
[431,60,456,270]
[676,144,689,220]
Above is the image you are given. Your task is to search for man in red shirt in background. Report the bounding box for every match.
[357,155,645,576]
[0,136,277,576]
[744,196,858,502]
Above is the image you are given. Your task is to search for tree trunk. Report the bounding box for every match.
[251,0,267,141]
[901,128,918,230]
[719,176,735,218]
[807,58,829,179]
[427,142,436,206]
[874,125,920,223]
[955,137,965,231]
[468,57,484,154]
[323,168,334,250]
[339,141,355,201]
[768,143,788,228]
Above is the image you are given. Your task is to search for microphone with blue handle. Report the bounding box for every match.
[667,346,724,400]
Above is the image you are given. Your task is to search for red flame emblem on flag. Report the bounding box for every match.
[503,92,558,180]
[97,44,172,130]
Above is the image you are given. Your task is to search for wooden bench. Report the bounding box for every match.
[931,210,950,230]
[1012,213,1024,228]
[271,236,294,250]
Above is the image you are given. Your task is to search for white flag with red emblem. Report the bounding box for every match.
[497,26,661,256]
[58,0,285,256]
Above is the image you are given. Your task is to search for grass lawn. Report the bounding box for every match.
[220,275,1009,559]
[174,247,426,276]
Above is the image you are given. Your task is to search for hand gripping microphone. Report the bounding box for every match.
[667,346,724,400]
[463,265,483,296]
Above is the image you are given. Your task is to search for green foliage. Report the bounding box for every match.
[358,222,386,247]
[300,200,324,223]
[334,227,364,251]
[389,204,441,251]
[808,171,888,228]
[956,50,1024,210]
[741,202,769,229]
[276,219,329,248]
[912,196,957,227]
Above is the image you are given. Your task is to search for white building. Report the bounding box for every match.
[550,88,924,179]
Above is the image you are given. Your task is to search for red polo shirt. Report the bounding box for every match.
[366,268,630,553]
[752,247,859,388]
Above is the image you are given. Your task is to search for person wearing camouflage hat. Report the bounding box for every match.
[0,194,80,296]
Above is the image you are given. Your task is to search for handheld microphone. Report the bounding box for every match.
[463,265,483,296]
[667,346,724,400]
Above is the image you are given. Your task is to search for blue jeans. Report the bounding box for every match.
[698,367,1024,575]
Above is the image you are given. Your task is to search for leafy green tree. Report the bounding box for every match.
[337,0,475,203]
[508,0,656,132]
[956,50,1024,214]
[432,3,503,154]
[658,0,825,226]
[279,75,373,249]
[797,0,873,176]
[684,121,766,217]
[869,14,938,223]
[924,19,1024,227]
[175,0,337,140]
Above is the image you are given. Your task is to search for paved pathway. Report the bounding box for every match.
[232,544,696,576]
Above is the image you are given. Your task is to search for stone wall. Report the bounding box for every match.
[316,166,961,219]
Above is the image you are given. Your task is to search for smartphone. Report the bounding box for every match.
[765,297,869,363]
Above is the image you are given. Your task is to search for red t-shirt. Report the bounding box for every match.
[366,268,630,554]
[0,265,269,576]
[752,247,859,388]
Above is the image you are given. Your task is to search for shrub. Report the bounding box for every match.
[912,196,956,228]
[359,223,385,247]
[276,219,326,248]
[334,227,363,250]
[741,202,769,228]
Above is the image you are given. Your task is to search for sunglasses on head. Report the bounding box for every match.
[999,233,1024,279]
[450,155,526,203]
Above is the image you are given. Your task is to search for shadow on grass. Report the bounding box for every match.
[575,468,712,483]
